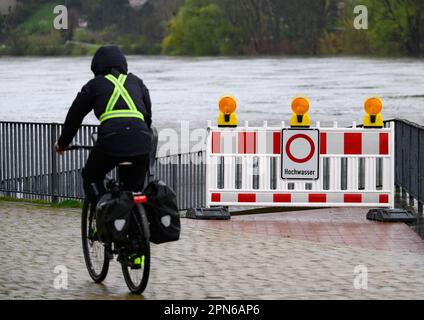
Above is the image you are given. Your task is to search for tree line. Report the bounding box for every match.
[1,0,423,56]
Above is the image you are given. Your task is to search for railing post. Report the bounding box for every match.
[408,194,415,208]
[401,187,407,201]
[418,120,422,215]
[50,124,58,203]
[390,121,396,208]
[205,122,211,208]
[418,202,423,216]
[172,154,179,197]
[409,194,415,207]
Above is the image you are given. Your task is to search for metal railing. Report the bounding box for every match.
[391,119,424,214]
[155,151,206,210]
[0,121,206,210]
[0,122,96,202]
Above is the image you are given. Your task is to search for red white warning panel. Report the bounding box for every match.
[281,129,320,180]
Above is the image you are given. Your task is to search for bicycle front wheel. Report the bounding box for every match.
[81,199,109,283]
[121,207,150,294]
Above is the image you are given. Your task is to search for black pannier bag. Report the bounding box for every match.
[95,191,134,243]
[143,180,180,244]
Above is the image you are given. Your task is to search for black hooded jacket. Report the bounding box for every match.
[58,46,152,157]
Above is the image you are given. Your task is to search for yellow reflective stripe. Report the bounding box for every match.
[100,114,144,123]
[105,86,120,113]
[101,74,145,123]
[99,110,145,123]
[105,74,138,112]
[117,75,138,112]
[99,110,145,119]
[105,75,121,113]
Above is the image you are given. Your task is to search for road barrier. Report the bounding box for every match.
[206,120,395,208]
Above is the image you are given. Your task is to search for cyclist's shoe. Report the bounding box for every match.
[89,228,99,241]
[128,254,145,270]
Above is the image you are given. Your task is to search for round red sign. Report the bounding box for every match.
[285,134,315,163]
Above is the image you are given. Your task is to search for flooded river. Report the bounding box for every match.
[0,56,423,131]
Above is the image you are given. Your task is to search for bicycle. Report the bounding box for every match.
[66,144,152,294]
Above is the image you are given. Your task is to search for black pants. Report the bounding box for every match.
[81,148,150,202]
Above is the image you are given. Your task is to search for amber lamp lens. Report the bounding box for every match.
[219,96,237,115]
[364,97,383,115]
[291,97,309,115]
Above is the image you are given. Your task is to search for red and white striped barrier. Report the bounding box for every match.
[210,191,390,207]
[211,129,389,156]
[206,121,395,208]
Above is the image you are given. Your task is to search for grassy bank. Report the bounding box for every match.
[0,196,82,209]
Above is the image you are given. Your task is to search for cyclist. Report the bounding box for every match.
[54,45,153,205]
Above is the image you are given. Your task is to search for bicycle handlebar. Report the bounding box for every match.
[66,145,94,151]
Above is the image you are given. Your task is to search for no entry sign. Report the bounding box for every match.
[281,129,320,180]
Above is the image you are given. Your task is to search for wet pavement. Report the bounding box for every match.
[1,201,424,300]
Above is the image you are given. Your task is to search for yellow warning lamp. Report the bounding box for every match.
[290,96,310,127]
[363,97,383,128]
[218,95,238,127]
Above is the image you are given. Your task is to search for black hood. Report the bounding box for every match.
[91,45,128,76]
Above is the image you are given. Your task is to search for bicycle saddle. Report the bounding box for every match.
[118,162,133,166]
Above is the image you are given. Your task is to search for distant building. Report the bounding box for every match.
[129,0,148,9]
[78,17,88,28]
[0,0,17,16]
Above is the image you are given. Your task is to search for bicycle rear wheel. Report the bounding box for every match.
[81,200,109,283]
[121,206,150,294]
